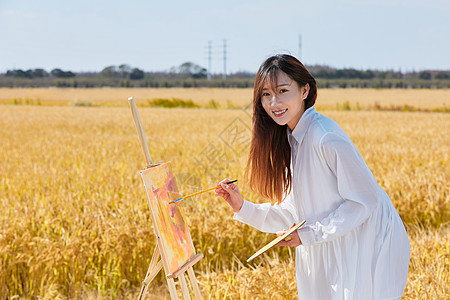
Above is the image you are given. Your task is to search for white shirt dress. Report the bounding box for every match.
[234,106,410,300]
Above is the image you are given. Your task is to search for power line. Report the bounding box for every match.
[223,39,227,80]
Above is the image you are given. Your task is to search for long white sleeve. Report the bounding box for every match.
[234,192,298,234]
[298,132,380,246]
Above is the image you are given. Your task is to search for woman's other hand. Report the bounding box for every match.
[276,223,302,248]
[214,178,244,213]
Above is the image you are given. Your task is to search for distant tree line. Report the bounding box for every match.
[1,62,449,88]
[5,68,75,79]
[99,64,145,80]
[307,65,450,81]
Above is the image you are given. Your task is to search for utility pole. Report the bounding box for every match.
[223,39,227,80]
[298,34,302,61]
[207,40,212,80]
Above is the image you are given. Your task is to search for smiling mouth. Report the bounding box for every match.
[273,109,287,117]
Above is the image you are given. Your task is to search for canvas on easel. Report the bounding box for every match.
[128,97,203,300]
[141,162,196,275]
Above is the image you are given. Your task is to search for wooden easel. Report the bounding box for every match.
[128,97,203,300]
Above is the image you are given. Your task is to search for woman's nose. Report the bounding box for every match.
[269,95,279,106]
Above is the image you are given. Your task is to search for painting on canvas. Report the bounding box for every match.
[141,162,196,275]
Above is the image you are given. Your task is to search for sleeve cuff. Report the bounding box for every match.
[298,225,316,246]
[233,199,253,222]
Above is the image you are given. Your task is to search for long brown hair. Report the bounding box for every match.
[246,54,317,204]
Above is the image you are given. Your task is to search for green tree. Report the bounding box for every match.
[51,68,75,78]
[418,71,432,80]
[118,64,131,78]
[100,66,119,78]
[32,68,48,78]
[435,72,450,79]
[177,62,207,79]
[129,68,144,80]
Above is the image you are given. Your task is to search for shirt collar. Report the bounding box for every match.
[287,106,317,146]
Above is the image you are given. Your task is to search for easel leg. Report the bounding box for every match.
[179,273,191,300]
[138,245,162,300]
[149,244,160,270]
[143,261,163,296]
[187,267,202,300]
[167,277,179,300]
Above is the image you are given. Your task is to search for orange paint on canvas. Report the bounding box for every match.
[141,162,196,275]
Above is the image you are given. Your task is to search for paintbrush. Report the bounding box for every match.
[169,179,237,204]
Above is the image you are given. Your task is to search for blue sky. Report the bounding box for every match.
[1,0,449,73]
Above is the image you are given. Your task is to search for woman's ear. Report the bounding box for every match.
[301,83,310,100]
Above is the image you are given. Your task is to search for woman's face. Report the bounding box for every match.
[260,70,309,130]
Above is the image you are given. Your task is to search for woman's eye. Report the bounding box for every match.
[279,89,288,94]
[262,92,270,97]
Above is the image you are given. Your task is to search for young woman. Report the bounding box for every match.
[215,54,410,299]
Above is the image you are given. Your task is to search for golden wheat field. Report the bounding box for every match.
[0,88,449,299]
[1,88,449,111]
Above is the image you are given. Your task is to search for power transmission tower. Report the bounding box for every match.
[207,41,212,80]
[298,34,302,61]
[223,39,227,80]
